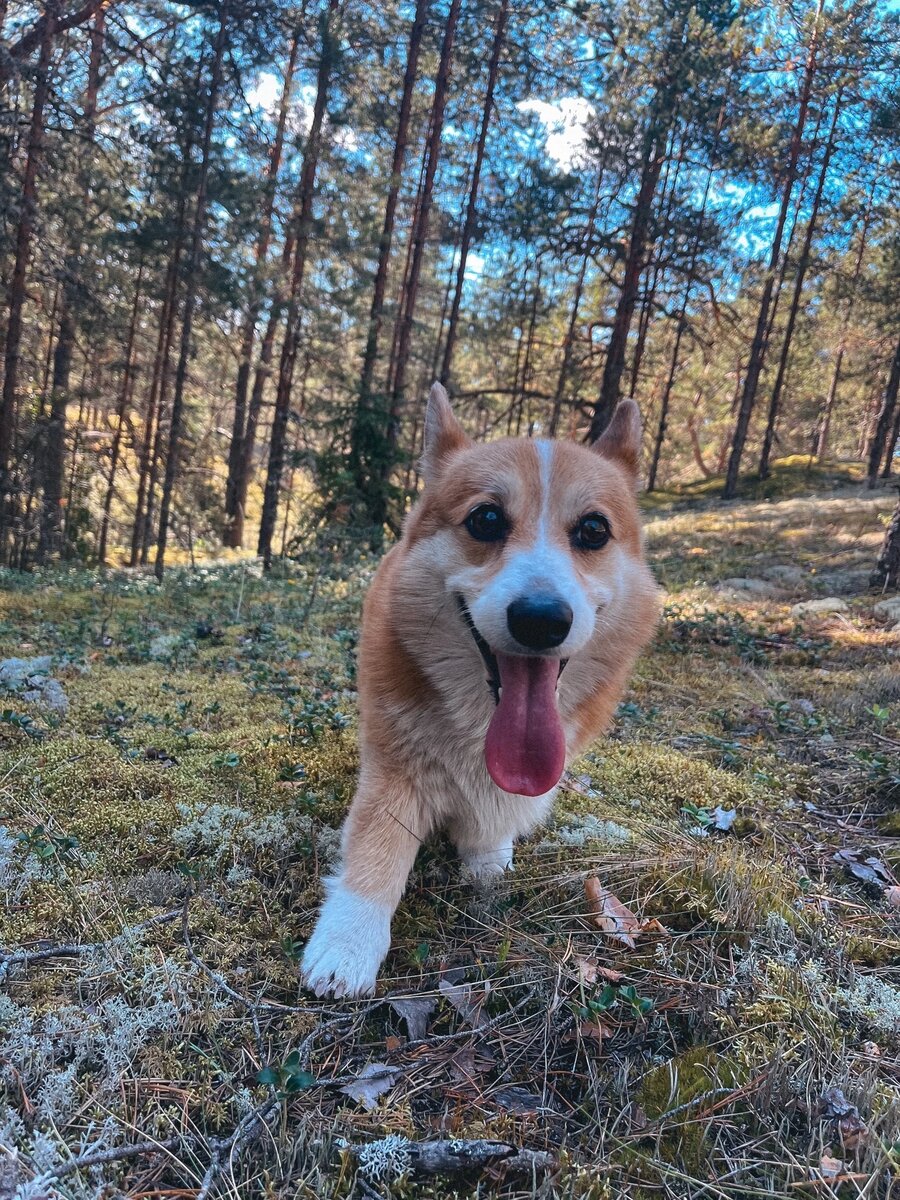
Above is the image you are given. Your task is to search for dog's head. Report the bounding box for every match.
[400,383,656,797]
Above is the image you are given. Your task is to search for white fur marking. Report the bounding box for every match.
[461,841,513,878]
[300,877,392,998]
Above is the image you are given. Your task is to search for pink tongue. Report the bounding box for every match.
[484,653,566,796]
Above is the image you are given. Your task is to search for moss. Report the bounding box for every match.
[576,742,761,819]
[636,1046,746,1174]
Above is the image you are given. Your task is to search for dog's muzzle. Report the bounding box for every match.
[456,595,567,704]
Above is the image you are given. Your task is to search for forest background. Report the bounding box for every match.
[1,0,899,574]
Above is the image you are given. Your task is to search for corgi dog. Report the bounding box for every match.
[301,383,659,998]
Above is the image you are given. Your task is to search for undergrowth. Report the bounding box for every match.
[0,476,898,1198]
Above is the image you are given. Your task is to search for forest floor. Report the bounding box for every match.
[1,462,899,1199]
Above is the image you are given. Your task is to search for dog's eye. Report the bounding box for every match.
[465,503,508,543]
[573,512,612,550]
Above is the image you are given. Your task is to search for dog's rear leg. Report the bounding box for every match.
[300,772,425,999]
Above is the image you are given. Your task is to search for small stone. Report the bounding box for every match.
[790,598,849,617]
[715,578,782,598]
[873,596,900,622]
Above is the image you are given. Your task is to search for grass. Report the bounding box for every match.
[0,466,899,1198]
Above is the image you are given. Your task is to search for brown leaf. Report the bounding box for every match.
[573,956,622,984]
[584,877,640,949]
[818,1155,844,1180]
[439,978,490,1029]
[384,1035,402,1053]
[884,884,900,908]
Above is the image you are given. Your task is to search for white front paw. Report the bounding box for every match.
[462,844,513,880]
[300,879,392,999]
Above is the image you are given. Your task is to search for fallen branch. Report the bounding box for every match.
[344,1134,555,1182]
[0,908,182,983]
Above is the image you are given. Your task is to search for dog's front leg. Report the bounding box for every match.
[300,771,425,998]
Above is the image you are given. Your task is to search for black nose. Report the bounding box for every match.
[507,594,573,650]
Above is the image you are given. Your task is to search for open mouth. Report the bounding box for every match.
[457,596,568,798]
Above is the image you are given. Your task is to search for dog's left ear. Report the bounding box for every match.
[591,399,642,478]
[422,382,471,481]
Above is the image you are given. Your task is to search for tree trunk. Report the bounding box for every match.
[439,0,507,384]
[882,399,900,480]
[223,26,301,546]
[722,0,824,498]
[758,86,842,480]
[384,0,461,461]
[548,174,603,437]
[0,0,56,560]
[257,0,340,570]
[867,336,900,488]
[99,258,144,565]
[817,189,874,462]
[589,122,666,441]
[155,7,227,580]
[349,0,429,499]
[37,3,105,562]
[870,490,900,591]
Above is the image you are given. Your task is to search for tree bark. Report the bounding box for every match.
[384,0,461,457]
[37,3,105,562]
[870,490,900,591]
[223,26,301,546]
[867,336,900,488]
[589,121,666,441]
[548,175,603,438]
[257,0,340,570]
[758,86,842,480]
[439,0,507,384]
[155,7,227,579]
[99,257,144,564]
[349,0,429,498]
[0,0,56,560]
[817,187,874,462]
[722,0,824,498]
[228,231,294,549]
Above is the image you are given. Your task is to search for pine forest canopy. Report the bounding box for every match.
[0,0,899,571]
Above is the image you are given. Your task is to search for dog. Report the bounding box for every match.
[300,383,659,997]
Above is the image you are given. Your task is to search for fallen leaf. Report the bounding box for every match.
[817,1087,868,1150]
[860,1041,881,1057]
[584,878,640,949]
[439,978,490,1029]
[818,1155,844,1180]
[339,1063,402,1111]
[384,1035,402,1053]
[388,995,437,1041]
[885,885,900,908]
[573,956,623,985]
[833,849,896,889]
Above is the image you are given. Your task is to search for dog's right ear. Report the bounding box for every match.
[422,382,470,482]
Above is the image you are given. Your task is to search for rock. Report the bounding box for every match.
[761,565,804,586]
[715,578,782,598]
[0,656,68,714]
[873,596,900,623]
[790,598,849,617]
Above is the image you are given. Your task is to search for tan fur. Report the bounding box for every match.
[300,388,659,997]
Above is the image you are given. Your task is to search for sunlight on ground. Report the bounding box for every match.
[0,475,898,1196]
